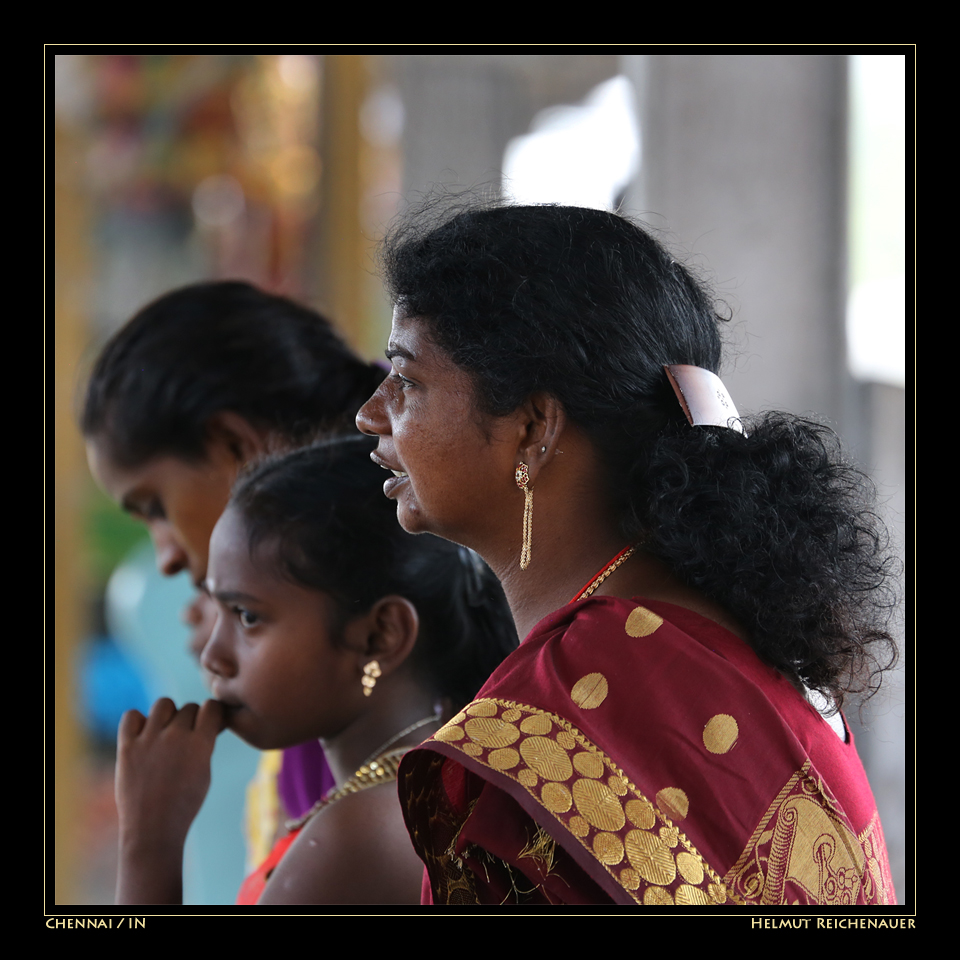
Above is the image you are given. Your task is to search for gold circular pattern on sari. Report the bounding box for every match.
[593,832,625,865]
[572,750,605,779]
[434,724,464,742]
[608,774,628,796]
[441,698,727,906]
[465,700,498,717]
[626,798,656,829]
[464,717,520,748]
[572,778,626,832]
[675,884,711,905]
[520,713,553,735]
[643,886,674,905]
[703,713,739,754]
[520,736,573,781]
[488,747,520,770]
[569,815,590,838]
[435,696,739,906]
[625,605,663,637]
[656,787,689,822]
[676,851,704,885]
[570,673,608,710]
[625,829,677,885]
[541,781,573,813]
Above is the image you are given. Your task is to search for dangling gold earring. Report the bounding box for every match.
[361,660,381,696]
[516,462,533,570]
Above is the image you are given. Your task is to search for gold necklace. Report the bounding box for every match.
[570,545,636,603]
[285,714,439,831]
[285,748,408,832]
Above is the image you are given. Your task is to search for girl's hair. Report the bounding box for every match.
[231,435,518,709]
[381,200,899,706]
[82,281,385,466]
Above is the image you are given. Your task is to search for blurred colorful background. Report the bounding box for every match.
[52,52,908,906]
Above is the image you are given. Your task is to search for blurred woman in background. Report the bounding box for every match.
[84,280,385,841]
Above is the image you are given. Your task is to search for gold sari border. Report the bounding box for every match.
[429,697,737,906]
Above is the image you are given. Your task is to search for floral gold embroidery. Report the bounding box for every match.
[724,763,894,905]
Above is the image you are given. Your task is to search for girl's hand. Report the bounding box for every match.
[115,698,225,904]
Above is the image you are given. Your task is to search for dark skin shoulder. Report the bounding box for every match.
[258,781,422,905]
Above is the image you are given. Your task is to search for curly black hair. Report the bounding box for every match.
[380,200,898,707]
[82,281,384,466]
[231,436,519,710]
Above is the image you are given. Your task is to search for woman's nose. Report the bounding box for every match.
[151,523,190,578]
[356,385,386,437]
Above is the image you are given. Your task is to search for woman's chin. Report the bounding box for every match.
[394,494,429,535]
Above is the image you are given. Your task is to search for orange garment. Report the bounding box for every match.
[235,828,301,905]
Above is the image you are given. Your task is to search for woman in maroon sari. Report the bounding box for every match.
[357,202,899,906]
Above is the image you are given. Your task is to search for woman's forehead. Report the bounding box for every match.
[387,312,441,363]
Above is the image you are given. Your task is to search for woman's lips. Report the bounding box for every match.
[370,450,408,497]
[382,472,409,498]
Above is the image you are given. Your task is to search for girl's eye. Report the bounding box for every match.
[237,609,259,628]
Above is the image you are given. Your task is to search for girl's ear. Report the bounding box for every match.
[341,596,420,677]
[205,410,272,464]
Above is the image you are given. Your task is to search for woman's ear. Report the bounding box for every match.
[341,596,420,678]
[518,392,567,484]
[205,410,272,464]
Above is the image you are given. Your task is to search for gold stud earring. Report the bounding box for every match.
[516,462,533,570]
[361,660,381,696]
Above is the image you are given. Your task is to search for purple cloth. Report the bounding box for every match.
[277,740,336,819]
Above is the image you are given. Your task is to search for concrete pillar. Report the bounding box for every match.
[393,55,618,201]
[623,54,849,427]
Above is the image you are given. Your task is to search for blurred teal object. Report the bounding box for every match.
[77,634,152,742]
[105,541,260,905]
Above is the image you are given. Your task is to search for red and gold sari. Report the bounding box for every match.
[400,596,895,905]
